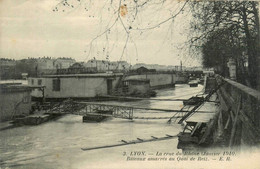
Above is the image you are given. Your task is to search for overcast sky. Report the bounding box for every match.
[0,0,201,66]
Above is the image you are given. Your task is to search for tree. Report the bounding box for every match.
[201,28,248,83]
[189,1,259,88]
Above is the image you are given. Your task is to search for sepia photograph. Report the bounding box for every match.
[0,0,260,168]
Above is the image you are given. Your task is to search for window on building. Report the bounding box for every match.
[31,79,34,85]
[52,79,60,91]
[38,79,42,86]
[123,81,129,86]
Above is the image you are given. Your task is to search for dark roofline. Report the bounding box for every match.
[0,84,32,93]
[123,79,150,82]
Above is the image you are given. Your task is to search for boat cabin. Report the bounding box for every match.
[122,79,150,96]
[28,73,123,99]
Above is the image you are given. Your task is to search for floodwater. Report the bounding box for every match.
[0,84,204,169]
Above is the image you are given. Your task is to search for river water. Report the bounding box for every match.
[0,84,204,169]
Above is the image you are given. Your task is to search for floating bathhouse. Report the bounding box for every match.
[28,73,123,99]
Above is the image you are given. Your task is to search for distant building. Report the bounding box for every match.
[37,57,55,70]
[53,57,76,69]
[0,83,32,121]
[115,61,130,71]
[136,66,149,73]
[132,63,175,71]
[132,63,187,72]
[0,58,16,79]
[84,60,111,71]
[84,60,130,72]
[0,58,16,67]
[26,57,54,75]
[25,57,76,76]
[184,66,203,71]
[57,62,97,74]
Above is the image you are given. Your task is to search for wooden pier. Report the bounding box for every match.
[177,75,260,150]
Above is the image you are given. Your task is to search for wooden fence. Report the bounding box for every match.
[215,75,260,146]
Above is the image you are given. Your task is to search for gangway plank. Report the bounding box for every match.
[100,95,186,101]
[76,102,212,120]
[132,116,183,120]
[81,134,178,151]
[177,82,224,124]
[77,101,190,113]
[85,112,133,120]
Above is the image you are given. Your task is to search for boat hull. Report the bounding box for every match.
[189,83,198,87]
[82,110,113,123]
[82,115,109,122]
[183,96,204,106]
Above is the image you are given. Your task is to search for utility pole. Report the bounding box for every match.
[180,60,182,72]
[256,2,260,91]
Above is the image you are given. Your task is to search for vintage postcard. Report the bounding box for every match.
[0,0,260,169]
